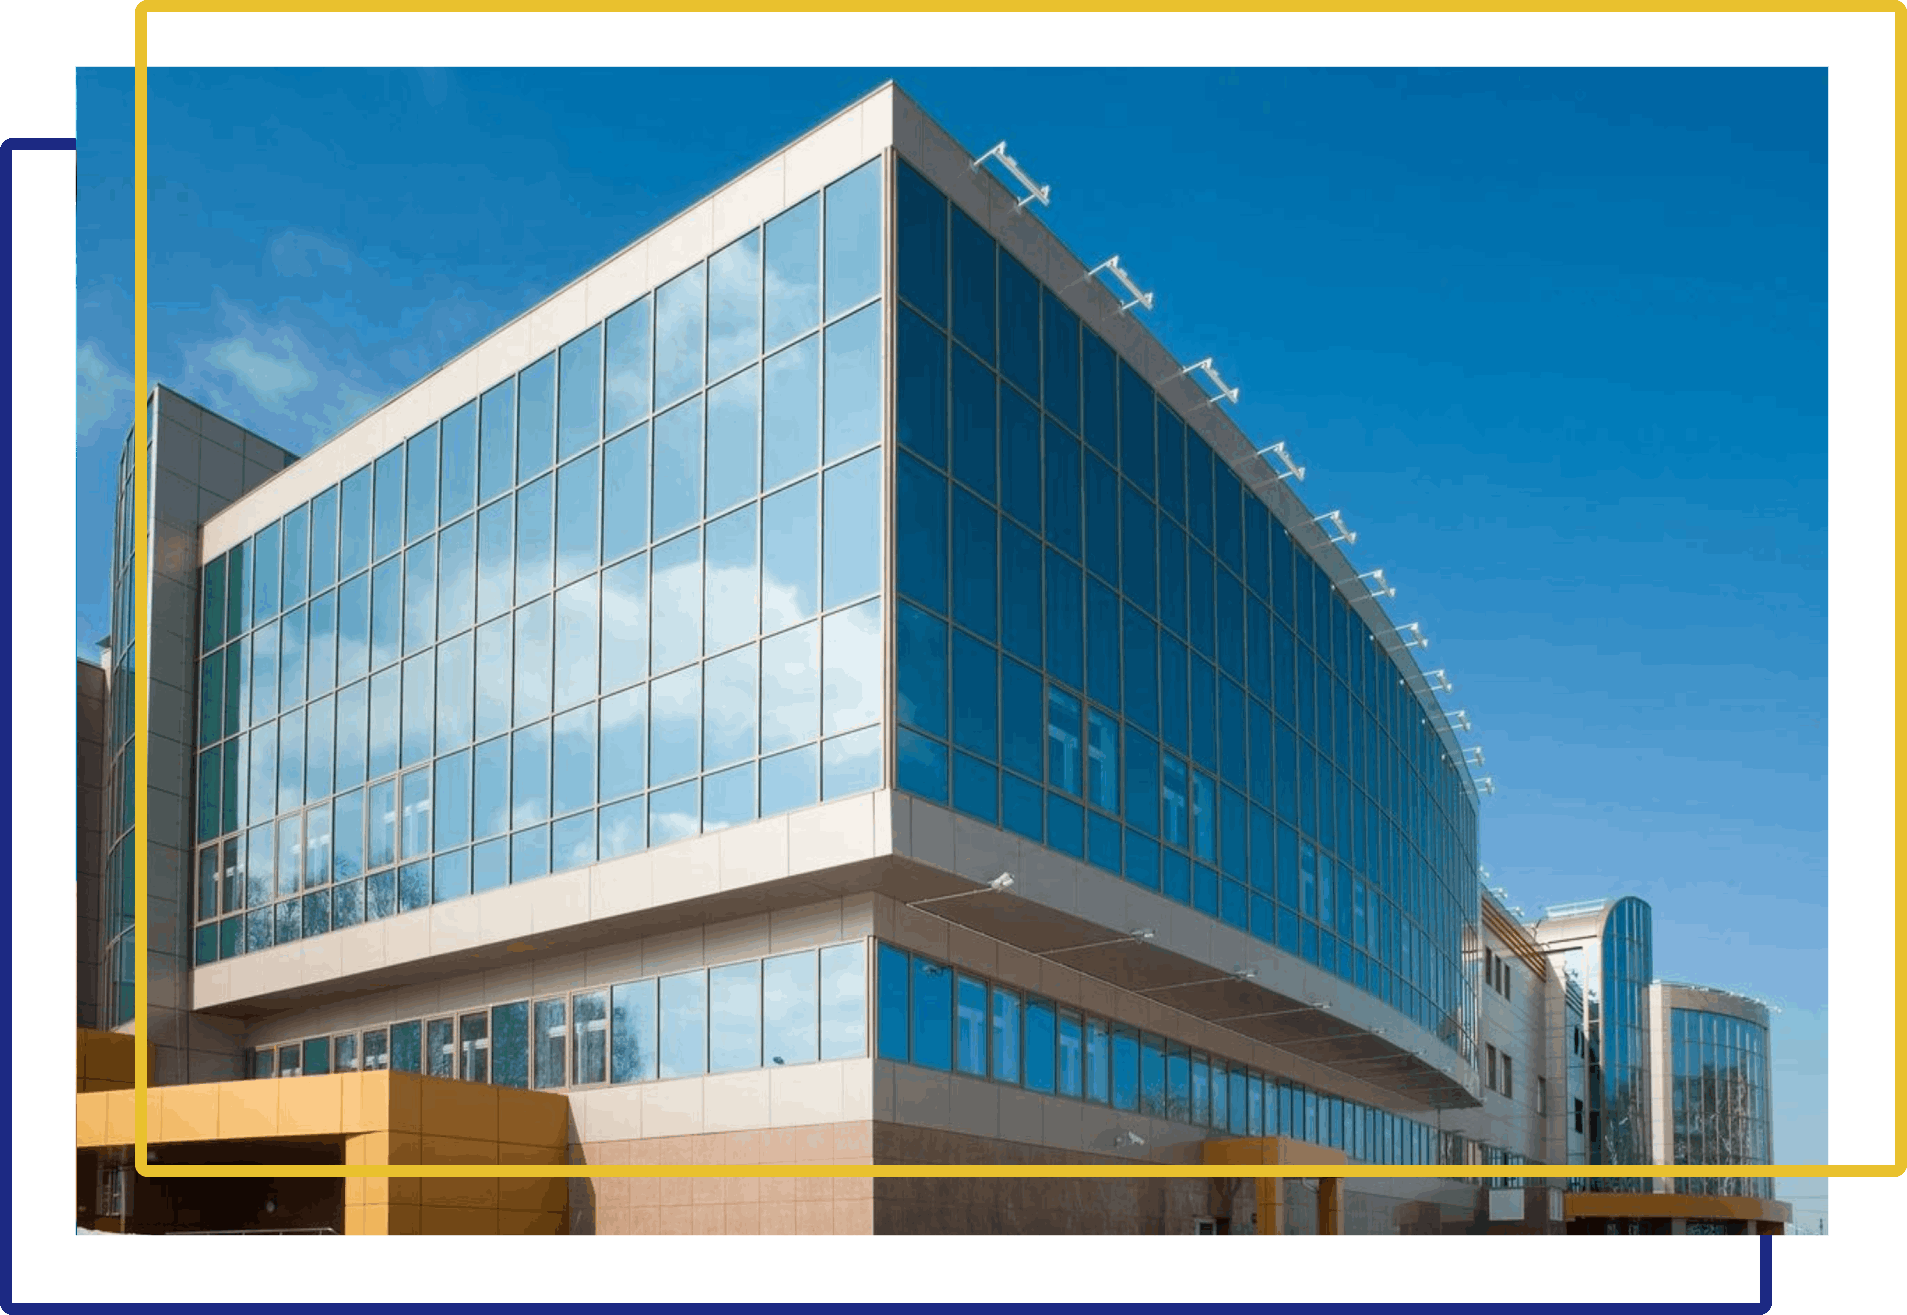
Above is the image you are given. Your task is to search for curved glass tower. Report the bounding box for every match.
[1654,982,1774,1199]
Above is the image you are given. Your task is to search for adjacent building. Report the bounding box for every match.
[74,81,1787,1237]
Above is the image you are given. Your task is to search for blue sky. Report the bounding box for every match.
[74,66,1827,1227]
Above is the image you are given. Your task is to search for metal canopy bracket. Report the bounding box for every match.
[971,141,1051,209]
[1178,356,1240,407]
[1255,439,1305,483]
[1086,254,1155,313]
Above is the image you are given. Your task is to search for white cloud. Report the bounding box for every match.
[76,340,134,449]
[203,333,317,408]
[172,294,384,442]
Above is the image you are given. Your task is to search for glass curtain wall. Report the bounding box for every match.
[889,158,1478,1048]
[192,158,886,964]
[1669,1007,1773,1198]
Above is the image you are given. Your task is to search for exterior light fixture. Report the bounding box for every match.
[1178,357,1240,406]
[1464,746,1485,768]
[1477,777,1497,796]
[1131,928,1157,943]
[1115,1131,1147,1149]
[1357,569,1394,600]
[1255,440,1305,482]
[1313,510,1355,546]
[972,141,1051,209]
[1087,255,1154,312]
[910,872,1016,907]
[1439,709,1473,734]
[1137,965,1257,995]
[1410,669,1454,695]
[1390,622,1429,650]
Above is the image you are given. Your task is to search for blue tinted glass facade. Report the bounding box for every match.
[1669,1005,1773,1199]
[891,160,1477,1049]
[193,158,885,963]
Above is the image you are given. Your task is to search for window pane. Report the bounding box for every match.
[438,400,477,524]
[1025,997,1056,1093]
[557,324,603,462]
[897,160,946,323]
[822,449,880,608]
[656,263,707,408]
[435,630,473,751]
[822,726,880,799]
[897,602,947,739]
[427,1019,454,1079]
[990,986,1021,1084]
[479,377,515,505]
[514,596,553,725]
[816,942,865,1060]
[402,653,434,767]
[659,970,708,1079]
[823,303,880,461]
[877,942,909,1062]
[1086,1017,1111,1104]
[909,956,952,1071]
[515,473,554,603]
[651,518,703,671]
[757,950,818,1068]
[474,615,512,741]
[437,514,475,638]
[761,477,817,631]
[955,974,987,1076]
[459,1012,489,1083]
[601,423,648,565]
[950,206,995,364]
[709,230,761,380]
[705,505,758,655]
[477,497,514,623]
[765,194,820,349]
[554,577,599,711]
[950,631,996,760]
[758,743,820,815]
[763,336,819,490]
[1043,293,1081,433]
[610,979,658,1084]
[253,523,282,619]
[704,644,757,769]
[708,961,762,1073]
[605,296,652,436]
[897,454,947,614]
[555,450,600,586]
[599,684,647,802]
[998,253,1038,398]
[650,664,700,785]
[373,448,404,562]
[1047,686,1082,796]
[1058,1009,1084,1098]
[517,353,556,483]
[492,1001,529,1088]
[706,366,760,517]
[652,394,705,537]
[534,998,568,1088]
[824,159,880,318]
[435,749,471,850]
[601,553,648,693]
[898,309,947,467]
[282,505,310,607]
[406,425,438,544]
[1112,1025,1137,1110]
[382,1021,416,1074]
[573,989,608,1086]
[553,703,597,817]
[512,720,551,828]
[822,599,880,733]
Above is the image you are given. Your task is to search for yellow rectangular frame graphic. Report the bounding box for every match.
[125,0,1902,1186]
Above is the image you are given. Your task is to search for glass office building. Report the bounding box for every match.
[82,82,1650,1239]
